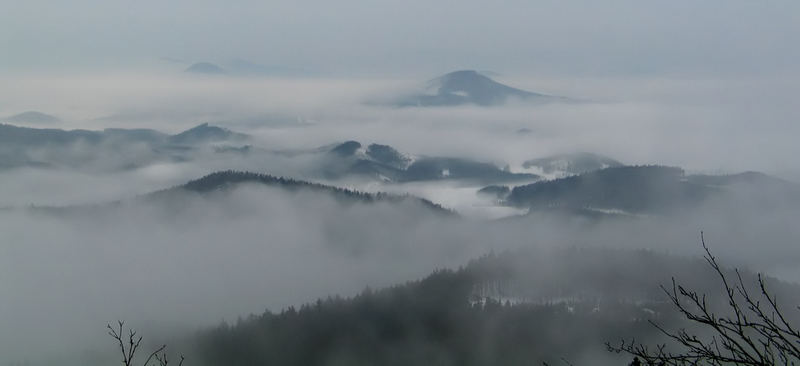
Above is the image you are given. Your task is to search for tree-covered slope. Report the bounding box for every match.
[193,248,800,366]
[506,166,800,214]
[148,170,454,215]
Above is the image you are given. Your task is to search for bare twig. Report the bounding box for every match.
[607,233,800,366]
[107,321,183,366]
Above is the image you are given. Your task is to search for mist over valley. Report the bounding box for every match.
[2,2,800,364]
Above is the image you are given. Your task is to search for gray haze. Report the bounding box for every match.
[1,1,799,77]
[2,179,799,364]
[1,73,799,181]
[2,1,800,365]
[0,71,799,364]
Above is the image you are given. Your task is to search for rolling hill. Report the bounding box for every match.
[505,166,800,215]
[396,70,566,107]
[194,247,800,366]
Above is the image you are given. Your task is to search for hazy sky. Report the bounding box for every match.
[2,3,800,363]
[2,0,799,76]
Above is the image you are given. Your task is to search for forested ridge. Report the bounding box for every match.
[194,248,800,366]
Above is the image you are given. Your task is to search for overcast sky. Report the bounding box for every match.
[2,0,799,77]
[3,3,800,363]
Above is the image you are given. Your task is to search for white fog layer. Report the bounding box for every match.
[2,2,800,365]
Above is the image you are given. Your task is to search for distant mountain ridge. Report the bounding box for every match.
[396,70,566,107]
[195,247,800,366]
[0,123,249,170]
[320,140,537,184]
[505,165,800,215]
[22,170,456,218]
[185,62,226,74]
[2,111,61,125]
[0,122,246,147]
[522,152,623,178]
[149,170,455,215]
[168,123,247,144]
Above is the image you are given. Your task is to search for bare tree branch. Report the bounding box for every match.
[607,233,800,366]
[107,321,183,366]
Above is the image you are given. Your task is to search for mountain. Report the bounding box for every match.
[396,70,566,107]
[168,123,248,144]
[506,166,711,214]
[403,157,530,182]
[0,123,102,146]
[505,166,800,215]
[476,185,510,201]
[148,170,454,215]
[365,144,411,169]
[522,152,624,178]
[185,62,226,74]
[102,128,169,143]
[319,141,537,184]
[0,123,244,147]
[194,248,800,366]
[25,170,456,219]
[2,111,61,125]
[0,123,248,170]
[328,140,363,157]
[687,171,790,188]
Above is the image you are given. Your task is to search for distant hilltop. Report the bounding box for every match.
[185,62,225,74]
[2,111,61,125]
[395,70,568,107]
[181,59,309,76]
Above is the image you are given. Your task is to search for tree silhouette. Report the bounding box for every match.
[107,321,184,366]
[608,234,800,365]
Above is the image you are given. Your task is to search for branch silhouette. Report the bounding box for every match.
[607,233,800,366]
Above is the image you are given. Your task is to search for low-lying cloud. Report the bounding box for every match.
[1,70,800,364]
[2,179,800,364]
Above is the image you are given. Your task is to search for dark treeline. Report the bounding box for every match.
[149,170,455,215]
[196,272,661,366]
[322,140,538,183]
[0,122,243,147]
[506,165,800,214]
[193,248,800,366]
[507,166,713,213]
[193,249,745,366]
[0,122,247,171]
[21,170,455,217]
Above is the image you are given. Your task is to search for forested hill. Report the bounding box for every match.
[23,171,454,217]
[506,166,711,214]
[149,170,454,215]
[192,248,800,366]
[505,165,800,214]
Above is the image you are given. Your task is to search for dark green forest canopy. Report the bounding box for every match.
[193,248,800,366]
[506,165,800,214]
[23,170,455,217]
[150,170,455,215]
